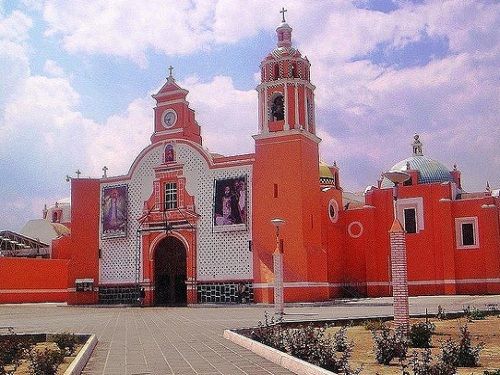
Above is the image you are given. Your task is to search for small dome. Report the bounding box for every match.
[319,161,335,185]
[381,134,453,188]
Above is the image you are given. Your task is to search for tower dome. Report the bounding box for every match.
[381,134,454,188]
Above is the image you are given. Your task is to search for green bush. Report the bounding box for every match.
[28,347,63,375]
[250,312,287,352]
[0,332,33,366]
[333,325,350,352]
[409,321,435,348]
[437,305,447,320]
[463,305,486,321]
[483,370,500,375]
[251,314,361,374]
[363,319,386,331]
[53,332,78,356]
[372,326,408,365]
[409,349,456,375]
[441,324,484,367]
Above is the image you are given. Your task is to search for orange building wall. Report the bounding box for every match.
[452,197,500,294]
[0,258,68,303]
[253,133,328,303]
[342,183,500,297]
[67,178,101,304]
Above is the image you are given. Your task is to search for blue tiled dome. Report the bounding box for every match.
[381,156,453,188]
[381,134,453,188]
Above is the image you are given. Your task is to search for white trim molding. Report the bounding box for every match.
[396,197,424,233]
[455,216,479,249]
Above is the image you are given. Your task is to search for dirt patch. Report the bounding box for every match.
[328,316,500,374]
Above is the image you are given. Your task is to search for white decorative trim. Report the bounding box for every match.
[253,281,330,289]
[396,197,424,233]
[328,199,339,223]
[348,221,363,238]
[455,216,479,249]
[253,129,321,144]
[155,99,189,107]
[0,289,67,294]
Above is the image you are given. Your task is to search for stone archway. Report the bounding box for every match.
[154,236,187,306]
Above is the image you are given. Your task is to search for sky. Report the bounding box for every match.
[0,0,499,231]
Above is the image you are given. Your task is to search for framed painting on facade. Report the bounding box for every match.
[213,176,247,232]
[101,185,128,238]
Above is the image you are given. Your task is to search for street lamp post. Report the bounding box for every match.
[271,218,285,317]
[382,171,411,333]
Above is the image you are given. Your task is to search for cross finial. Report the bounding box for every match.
[280,7,287,22]
[102,166,108,178]
[75,169,81,178]
[168,65,174,78]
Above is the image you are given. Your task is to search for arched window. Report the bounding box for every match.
[270,94,284,121]
[291,62,297,78]
[274,64,280,80]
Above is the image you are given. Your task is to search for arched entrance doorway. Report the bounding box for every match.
[154,236,187,306]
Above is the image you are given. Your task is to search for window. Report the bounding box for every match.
[461,223,474,246]
[403,208,417,233]
[396,198,424,234]
[164,182,177,210]
[274,64,280,80]
[455,217,479,249]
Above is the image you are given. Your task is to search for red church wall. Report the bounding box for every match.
[67,178,100,305]
[0,258,68,303]
[253,133,328,303]
[321,189,346,297]
[452,197,500,294]
[348,183,500,298]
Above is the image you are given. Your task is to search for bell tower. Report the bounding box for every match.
[256,8,316,135]
[252,9,328,304]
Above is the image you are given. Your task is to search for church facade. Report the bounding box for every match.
[1,16,499,306]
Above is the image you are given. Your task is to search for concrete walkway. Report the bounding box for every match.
[0,295,498,375]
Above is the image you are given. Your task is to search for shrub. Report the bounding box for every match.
[53,332,78,356]
[333,325,350,352]
[463,305,486,321]
[372,326,408,365]
[484,370,500,375]
[363,319,386,331]
[437,305,447,320]
[441,324,484,368]
[251,314,361,374]
[250,312,286,352]
[0,332,33,366]
[409,349,456,375]
[409,321,435,348]
[28,347,63,375]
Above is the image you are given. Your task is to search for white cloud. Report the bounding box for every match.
[305,1,500,193]
[43,59,65,77]
[180,75,257,156]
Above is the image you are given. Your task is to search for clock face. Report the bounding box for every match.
[162,109,177,128]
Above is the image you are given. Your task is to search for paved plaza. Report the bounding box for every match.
[0,295,499,375]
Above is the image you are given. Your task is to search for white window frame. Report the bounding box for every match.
[396,197,424,234]
[455,217,479,249]
[164,182,178,210]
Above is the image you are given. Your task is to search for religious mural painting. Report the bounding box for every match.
[213,176,247,231]
[101,185,128,238]
[164,143,175,163]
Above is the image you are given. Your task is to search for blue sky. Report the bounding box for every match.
[0,0,499,231]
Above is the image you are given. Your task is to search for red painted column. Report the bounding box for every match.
[389,218,409,332]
